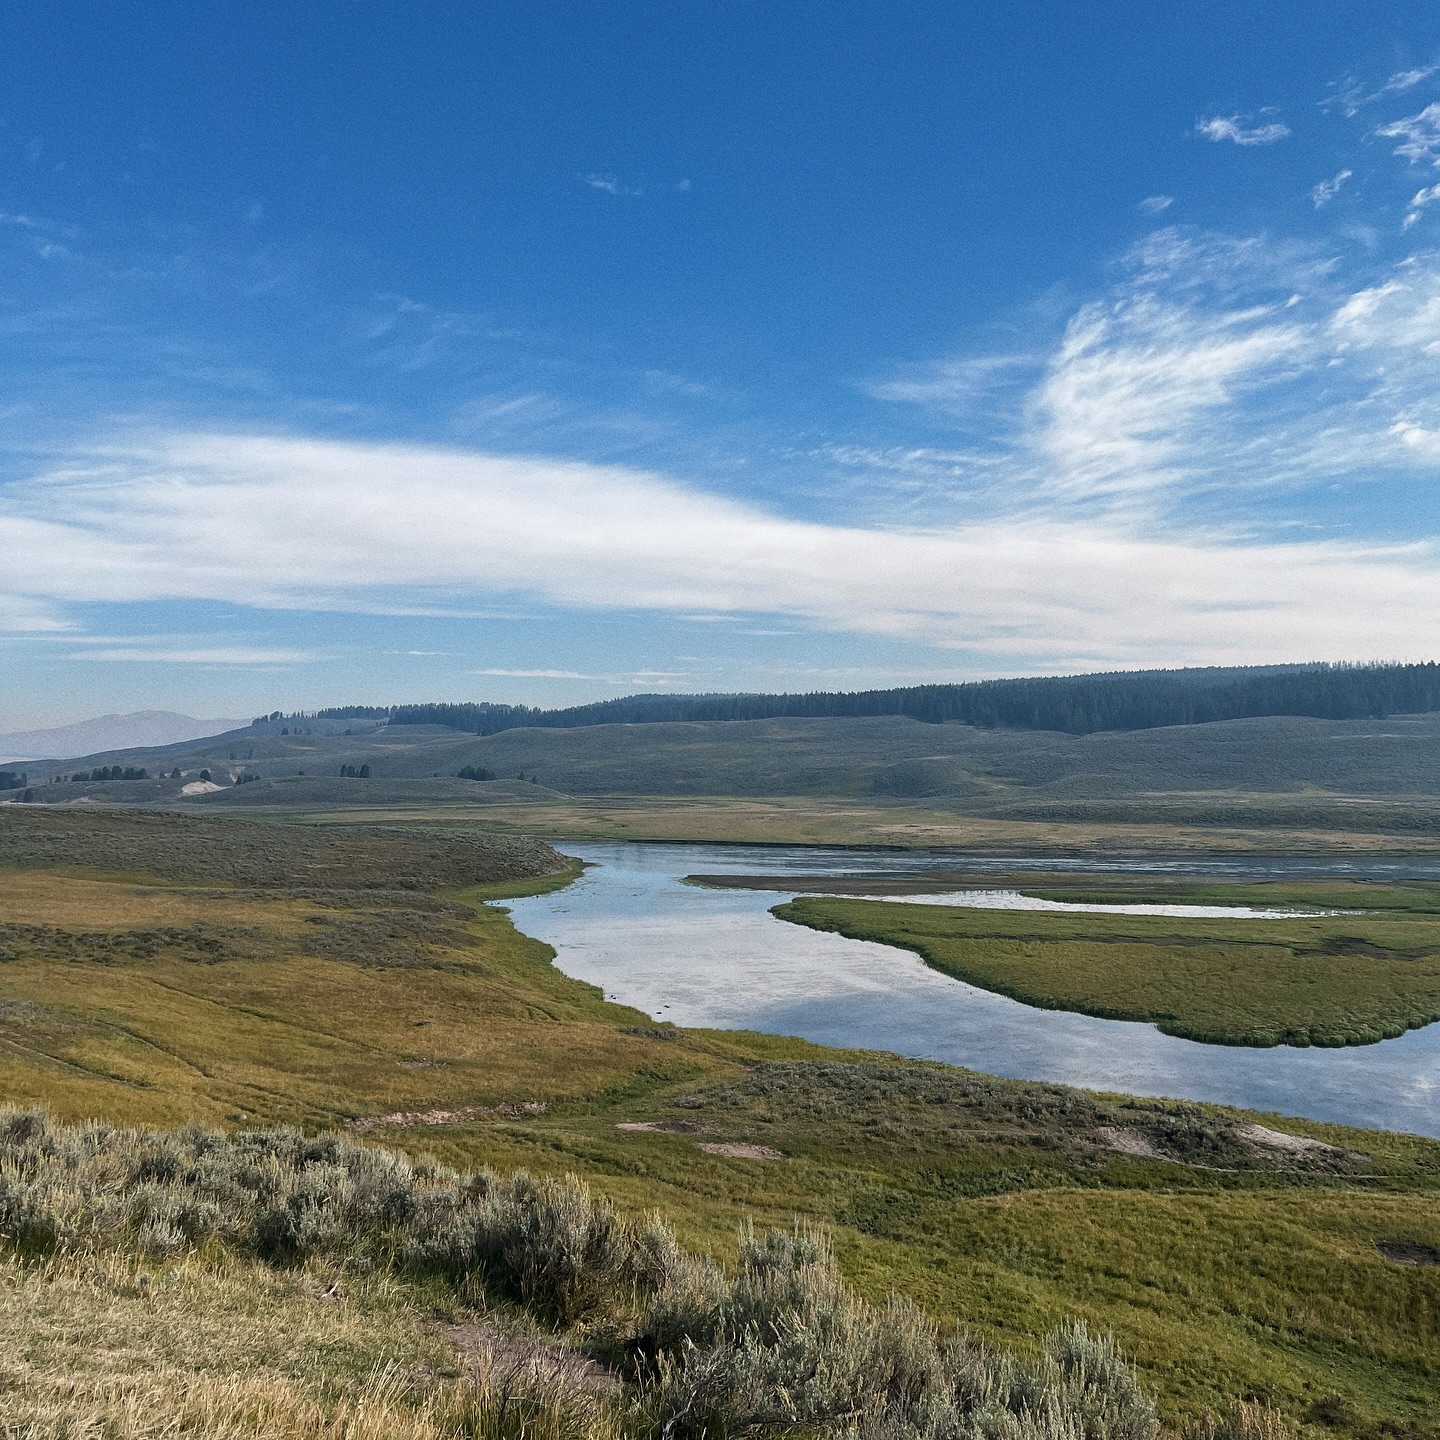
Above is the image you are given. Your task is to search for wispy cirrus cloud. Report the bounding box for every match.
[1196,113,1290,146]
[0,593,72,632]
[1311,169,1353,207]
[1324,64,1439,118]
[864,353,1036,419]
[69,645,316,665]
[1375,102,1440,166]
[863,211,1440,544]
[1138,195,1174,214]
[475,667,593,679]
[1029,292,1307,500]
[581,173,643,196]
[1403,183,1440,229]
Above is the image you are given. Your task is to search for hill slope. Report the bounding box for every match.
[20,710,1440,826]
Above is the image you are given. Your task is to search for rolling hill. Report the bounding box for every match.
[15,709,1440,838]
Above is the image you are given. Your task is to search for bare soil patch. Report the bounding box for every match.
[615,1119,701,1133]
[348,1100,547,1133]
[697,1141,785,1161]
[1097,1126,1169,1161]
[1236,1122,1346,1157]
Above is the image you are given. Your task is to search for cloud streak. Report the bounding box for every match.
[67,645,316,664]
[1376,102,1440,166]
[1311,169,1352,207]
[870,229,1440,513]
[1,430,1438,669]
[1196,114,1290,146]
[1325,64,1439,117]
[1403,183,1440,229]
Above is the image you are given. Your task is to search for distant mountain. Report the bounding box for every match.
[0,711,246,762]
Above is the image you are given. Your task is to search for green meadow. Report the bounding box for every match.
[0,807,1437,1436]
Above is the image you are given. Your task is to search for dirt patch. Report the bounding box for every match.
[1097,1126,1169,1161]
[399,1059,447,1069]
[697,1141,785,1161]
[1236,1122,1345,1157]
[348,1100,547,1133]
[440,1320,619,1397]
[1376,1240,1440,1266]
[615,1119,701,1133]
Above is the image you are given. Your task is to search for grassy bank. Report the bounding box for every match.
[773,888,1440,1047]
[2,808,1438,1434]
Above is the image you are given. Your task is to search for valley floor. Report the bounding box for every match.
[233,792,1440,855]
[0,806,1437,1436]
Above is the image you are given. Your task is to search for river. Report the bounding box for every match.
[504,841,1440,1137]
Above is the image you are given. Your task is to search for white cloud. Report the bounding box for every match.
[581,174,643,196]
[1030,296,1306,499]
[1324,64,1439,117]
[1391,420,1440,454]
[1311,169,1353,207]
[866,354,1035,413]
[1196,114,1290,146]
[872,230,1440,510]
[1403,183,1440,229]
[1376,102,1440,166]
[1329,270,1440,355]
[1,431,1439,668]
[0,594,71,632]
[1138,195,1174,214]
[476,668,593,679]
[68,645,315,664]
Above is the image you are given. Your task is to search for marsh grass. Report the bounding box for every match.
[775,895,1440,1047]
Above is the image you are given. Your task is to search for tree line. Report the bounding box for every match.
[357,662,1440,737]
[247,662,1440,740]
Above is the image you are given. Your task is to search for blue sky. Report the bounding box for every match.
[4,2,1440,726]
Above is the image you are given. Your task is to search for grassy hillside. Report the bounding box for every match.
[773,885,1440,1046]
[0,1112,1204,1440]
[22,714,1440,847]
[1,808,1438,1434]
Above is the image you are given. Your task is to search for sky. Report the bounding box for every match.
[4,2,1440,727]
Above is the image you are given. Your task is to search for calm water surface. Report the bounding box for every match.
[504,842,1440,1138]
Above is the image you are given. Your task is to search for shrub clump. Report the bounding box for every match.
[0,1109,678,1326]
[637,1223,1159,1440]
[0,1109,1168,1439]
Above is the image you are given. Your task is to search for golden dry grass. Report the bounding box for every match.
[273,795,1440,854]
[0,1250,609,1440]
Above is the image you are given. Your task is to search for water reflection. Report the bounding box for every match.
[504,842,1440,1137]
[829,889,1339,918]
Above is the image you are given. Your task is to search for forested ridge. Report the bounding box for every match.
[261,660,1440,738]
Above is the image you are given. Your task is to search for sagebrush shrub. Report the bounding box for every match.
[0,1109,1172,1440]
